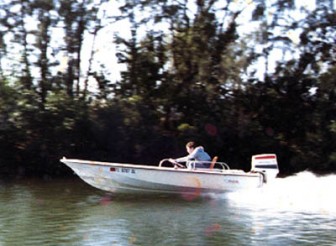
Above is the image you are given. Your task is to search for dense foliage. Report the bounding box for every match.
[0,0,335,178]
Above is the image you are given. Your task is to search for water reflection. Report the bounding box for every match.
[75,195,227,245]
[1,173,336,245]
[0,179,94,245]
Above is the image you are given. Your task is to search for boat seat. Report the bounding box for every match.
[209,156,218,170]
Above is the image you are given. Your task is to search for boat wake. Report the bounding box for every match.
[222,171,336,215]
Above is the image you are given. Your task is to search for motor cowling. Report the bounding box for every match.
[251,154,279,183]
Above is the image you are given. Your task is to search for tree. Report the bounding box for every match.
[0,0,335,177]
[33,0,55,108]
[244,4,336,173]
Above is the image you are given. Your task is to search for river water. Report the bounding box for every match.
[1,172,336,246]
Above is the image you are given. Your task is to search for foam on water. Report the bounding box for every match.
[224,171,336,215]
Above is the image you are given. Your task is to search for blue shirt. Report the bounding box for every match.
[175,146,211,163]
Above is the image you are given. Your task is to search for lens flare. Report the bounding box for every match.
[204,123,218,136]
[204,223,222,237]
[180,177,202,201]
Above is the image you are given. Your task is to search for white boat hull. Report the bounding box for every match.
[61,158,265,195]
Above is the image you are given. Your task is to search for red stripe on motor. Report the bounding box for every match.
[254,155,276,160]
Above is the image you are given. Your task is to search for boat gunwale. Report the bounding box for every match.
[61,158,260,178]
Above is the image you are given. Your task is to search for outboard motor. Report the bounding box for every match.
[251,154,279,183]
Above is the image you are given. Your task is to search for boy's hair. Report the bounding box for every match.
[186,141,195,148]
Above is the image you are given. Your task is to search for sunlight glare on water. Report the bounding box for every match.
[225,171,336,215]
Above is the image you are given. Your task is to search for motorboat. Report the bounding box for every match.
[60,154,278,195]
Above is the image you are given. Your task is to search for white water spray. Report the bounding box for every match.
[226,171,336,215]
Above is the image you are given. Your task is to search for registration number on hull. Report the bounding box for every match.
[110,167,136,174]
